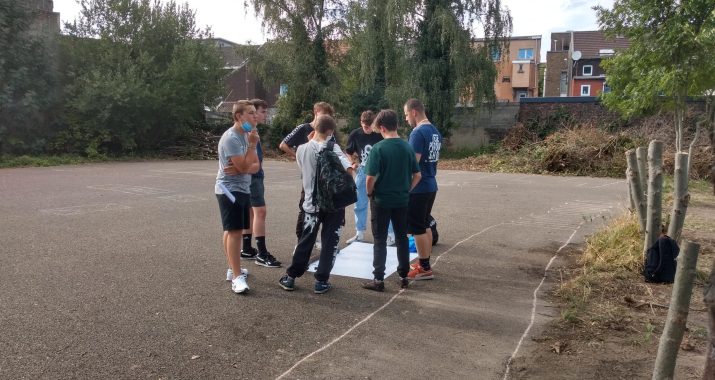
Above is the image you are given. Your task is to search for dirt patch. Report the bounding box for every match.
[511,186,715,379]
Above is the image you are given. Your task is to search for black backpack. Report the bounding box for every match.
[643,235,679,283]
[313,141,357,212]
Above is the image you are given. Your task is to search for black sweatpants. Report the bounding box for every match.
[295,189,305,239]
[370,202,410,281]
[286,208,345,282]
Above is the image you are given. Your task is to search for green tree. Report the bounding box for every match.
[0,0,60,154]
[414,0,510,136]
[596,0,715,151]
[244,0,343,145]
[57,0,223,156]
[339,0,511,137]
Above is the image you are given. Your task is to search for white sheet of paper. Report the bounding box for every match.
[218,182,235,203]
[308,241,418,280]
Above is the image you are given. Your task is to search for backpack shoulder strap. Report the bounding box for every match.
[326,140,335,152]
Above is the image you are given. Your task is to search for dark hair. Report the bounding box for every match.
[250,98,268,110]
[360,110,375,125]
[314,114,337,134]
[373,109,399,131]
[404,98,425,114]
[313,102,335,116]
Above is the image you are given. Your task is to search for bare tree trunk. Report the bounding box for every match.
[668,153,690,242]
[653,241,701,380]
[702,257,715,380]
[644,140,664,257]
[637,146,648,196]
[688,122,702,176]
[627,149,647,233]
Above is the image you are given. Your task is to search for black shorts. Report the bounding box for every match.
[216,192,251,231]
[407,192,437,235]
[249,176,266,207]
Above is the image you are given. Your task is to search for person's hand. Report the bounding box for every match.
[223,164,238,175]
[351,162,359,176]
[248,129,260,145]
[248,130,260,145]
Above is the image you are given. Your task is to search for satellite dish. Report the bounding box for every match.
[572,50,582,61]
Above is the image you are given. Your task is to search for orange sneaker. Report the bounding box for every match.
[407,264,433,280]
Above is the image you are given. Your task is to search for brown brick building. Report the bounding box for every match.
[476,35,542,102]
[544,30,629,97]
[212,38,280,113]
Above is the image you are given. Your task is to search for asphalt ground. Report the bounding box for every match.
[0,160,627,379]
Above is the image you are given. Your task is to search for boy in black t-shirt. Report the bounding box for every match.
[345,110,395,245]
[278,102,337,243]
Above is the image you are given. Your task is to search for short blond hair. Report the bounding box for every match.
[232,100,254,121]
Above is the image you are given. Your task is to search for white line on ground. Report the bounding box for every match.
[274,223,505,380]
[501,223,583,380]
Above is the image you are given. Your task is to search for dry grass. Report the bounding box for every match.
[580,213,643,273]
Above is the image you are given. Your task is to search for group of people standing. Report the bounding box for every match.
[214,98,442,295]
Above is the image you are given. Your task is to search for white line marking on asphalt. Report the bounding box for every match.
[39,203,131,216]
[87,184,172,195]
[275,223,505,380]
[592,180,625,188]
[502,223,583,380]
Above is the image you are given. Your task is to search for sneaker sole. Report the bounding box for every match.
[241,256,258,260]
[314,287,331,294]
[410,274,434,281]
[279,284,295,291]
[255,261,282,268]
[233,287,249,294]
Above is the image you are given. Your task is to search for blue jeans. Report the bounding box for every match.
[355,166,393,235]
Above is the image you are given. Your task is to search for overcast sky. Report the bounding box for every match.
[53,0,615,61]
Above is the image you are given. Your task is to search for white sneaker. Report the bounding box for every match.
[231,274,249,294]
[226,268,249,281]
[386,234,396,246]
[346,231,365,244]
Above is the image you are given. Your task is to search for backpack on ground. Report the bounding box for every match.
[643,235,679,283]
[313,141,357,212]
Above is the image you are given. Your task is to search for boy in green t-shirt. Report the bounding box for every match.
[363,109,421,291]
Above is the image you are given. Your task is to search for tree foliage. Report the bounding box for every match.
[414,0,510,136]
[596,0,715,119]
[0,0,60,154]
[243,0,344,146]
[245,0,510,139]
[57,0,223,156]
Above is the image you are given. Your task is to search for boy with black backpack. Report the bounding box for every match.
[278,115,355,294]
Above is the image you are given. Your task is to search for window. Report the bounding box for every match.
[603,82,611,93]
[559,71,568,96]
[518,48,534,60]
[491,48,501,62]
[502,76,511,83]
[581,85,591,96]
[582,65,593,76]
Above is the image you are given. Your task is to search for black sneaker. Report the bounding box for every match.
[314,280,332,294]
[399,277,409,289]
[362,279,385,292]
[256,252,282,268]
[240,247,258,260]
[279,275,295,291]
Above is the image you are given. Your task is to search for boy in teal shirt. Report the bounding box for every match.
[363,109,421,291]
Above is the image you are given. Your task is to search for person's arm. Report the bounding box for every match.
[410,172,422,191]
[366,175,376,197]
[334,143,355,176]
[279,141,296,159]
[229,131,260,173]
